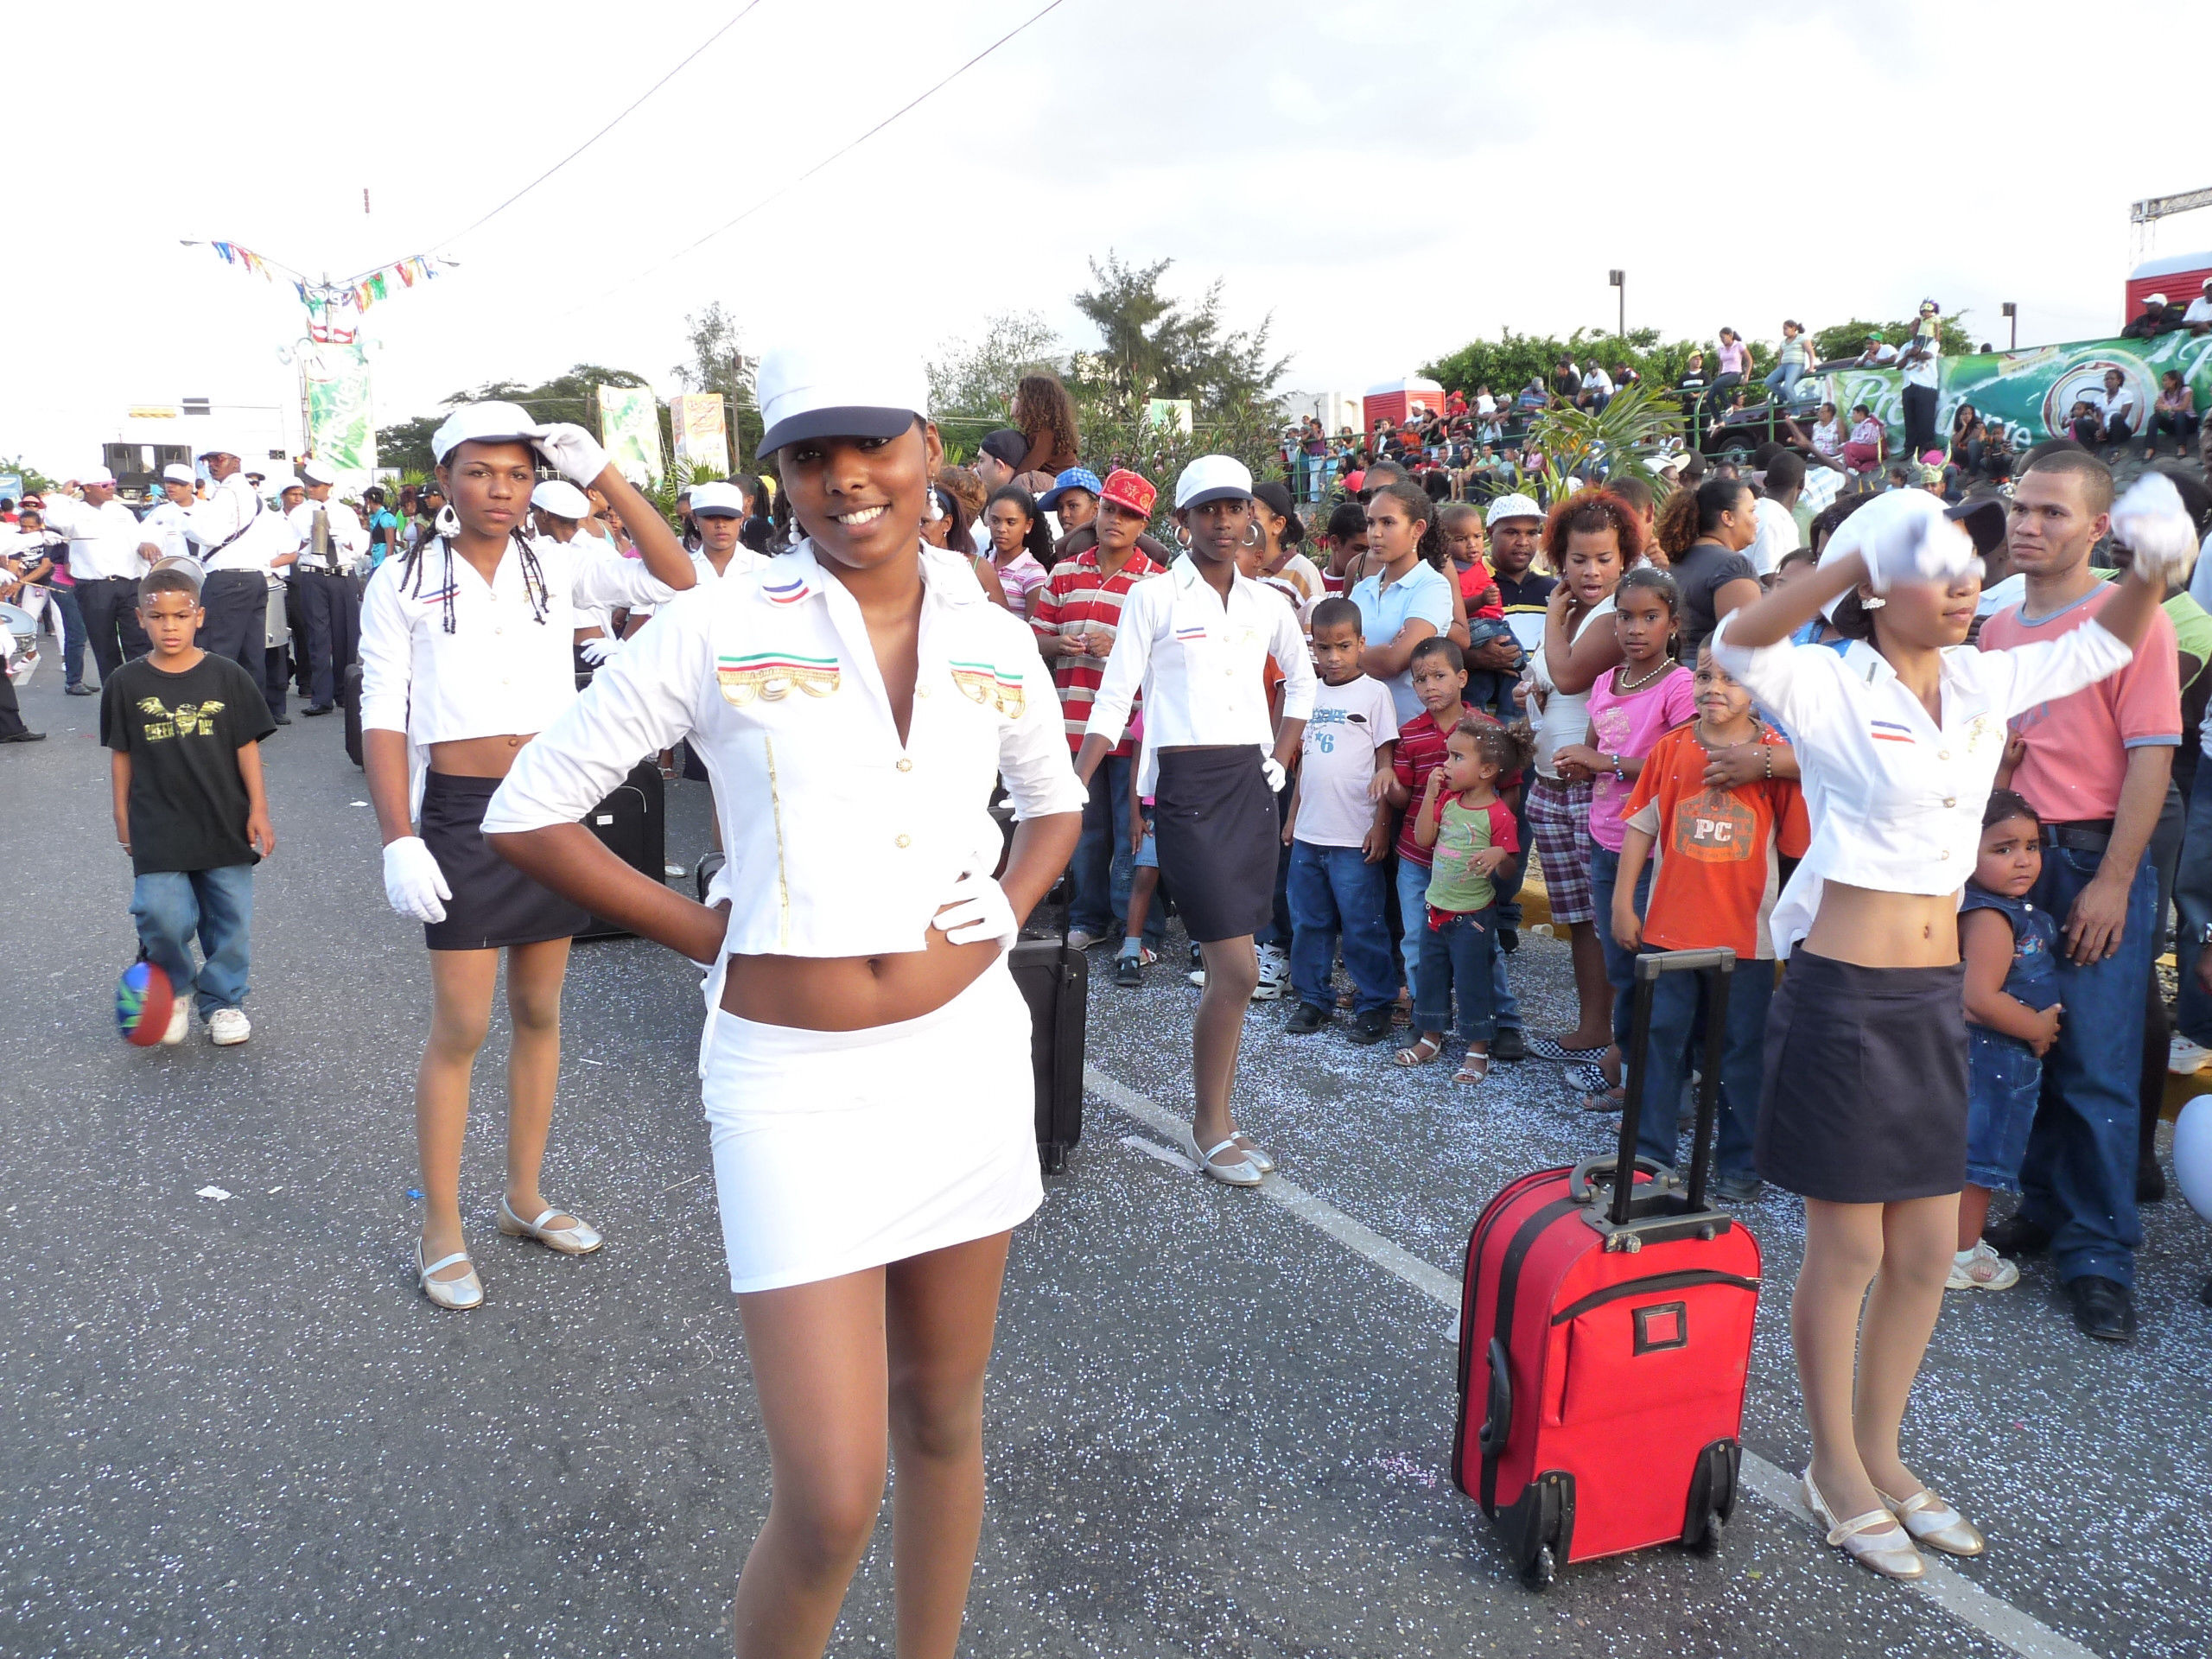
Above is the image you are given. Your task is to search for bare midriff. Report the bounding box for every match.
[721,925,998,1031]
[429,733,536,777]
[1801,880,1964,969]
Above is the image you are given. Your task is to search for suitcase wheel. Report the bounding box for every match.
[1040,1141,1067,1175]
[1690,1510,1724,1555]
[1521,1545,1555,1591]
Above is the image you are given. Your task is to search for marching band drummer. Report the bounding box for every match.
[287,457,369,716]
[140,464,203,564]
[357,401,696,1313]
[183,437,300,708]
[480,344,1084,1659]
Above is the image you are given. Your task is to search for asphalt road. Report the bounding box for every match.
[3,660,2208,1658]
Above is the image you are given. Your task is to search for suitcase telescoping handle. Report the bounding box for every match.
[1609,947,1737,1227]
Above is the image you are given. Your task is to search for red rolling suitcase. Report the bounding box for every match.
[1451,947,1763,1588]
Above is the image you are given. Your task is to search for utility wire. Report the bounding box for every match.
[429,0,769,251]
[557,0,1072,320]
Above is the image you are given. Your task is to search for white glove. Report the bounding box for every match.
[383,836,452,924]
[1262,755,1287,793]
[2112,471,2201,588]
[579,635,620,666]
[526,422,609,486]
[930,870,1020,951]
[1825,488,1980,593]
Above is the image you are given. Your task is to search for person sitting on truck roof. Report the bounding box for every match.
[2121,293,2187,339]
[2185,277,2212,334]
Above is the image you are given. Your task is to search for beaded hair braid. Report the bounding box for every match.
[400,507,550,634]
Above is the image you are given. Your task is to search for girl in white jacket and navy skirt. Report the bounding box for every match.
[482,344,1084,1658]
[359,402,696,1311]
[1708,475,2188,1582]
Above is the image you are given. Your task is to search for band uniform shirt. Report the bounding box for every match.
[35,493,149,582]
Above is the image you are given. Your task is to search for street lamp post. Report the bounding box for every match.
[1609,270,1625,338]
[2001,302,2018,351]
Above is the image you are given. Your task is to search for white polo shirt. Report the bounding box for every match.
[1086,554,1319,791]
[1713,610,2133,955]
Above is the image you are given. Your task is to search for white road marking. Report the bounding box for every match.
[1084,1064,2101,1659]
[1118,1134,1198,1173]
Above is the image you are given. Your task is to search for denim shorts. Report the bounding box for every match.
[1964,1026,2042,1193]
[1133,830,1158,870]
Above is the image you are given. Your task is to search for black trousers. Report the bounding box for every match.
[1903,383,1939,459]
[296,569,361,708]
[284,573,312,696]
[195,569,270,685]
[0,664,26,736]
[77,575,149,686]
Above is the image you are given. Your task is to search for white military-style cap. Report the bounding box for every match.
[690,480,748,518]
[530,480,592,520]
[80,466,118,486]
[1173,454,1254,512]
[1485,492,1545,525]
[276,477,307,497]
[753,343,929,458]
[431,400,538,464]
[161,463,197,485]
[301,456,338,486]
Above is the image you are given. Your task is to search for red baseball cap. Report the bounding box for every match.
[1098,467,1156,518]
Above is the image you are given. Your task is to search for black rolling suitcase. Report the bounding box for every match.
[340,664,364,767]
[574,760,666,940]
[1009,929,1086,1173]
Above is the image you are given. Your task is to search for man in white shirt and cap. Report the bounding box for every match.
[140,464,203,564]
[289,456,368,715]
[34,466,155,686]
[184,438,301,716]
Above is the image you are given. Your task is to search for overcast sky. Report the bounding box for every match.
[7,0,2210,472]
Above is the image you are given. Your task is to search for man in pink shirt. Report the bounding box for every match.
[1978,448,2181,1343]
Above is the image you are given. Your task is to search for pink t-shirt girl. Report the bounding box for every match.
[1586,663,1697,851]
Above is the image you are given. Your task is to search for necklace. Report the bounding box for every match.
[1694,717,1754,751]
[1613,658,1675,695]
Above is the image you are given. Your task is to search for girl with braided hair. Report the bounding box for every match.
[359,402,696,1311]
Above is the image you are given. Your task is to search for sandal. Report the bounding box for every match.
[1877,1485,1986,1558]
[1231,1132,1274,1173]
[1567,1061,1611,1095]
[497,1197,604,1255]
[416,1238,485,1311]
[1394,1036,1443,1066]
[1452,1053,1491,1085]
[1198,1136,1264,1187]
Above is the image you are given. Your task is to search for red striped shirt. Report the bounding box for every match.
[1030,548,1166,753]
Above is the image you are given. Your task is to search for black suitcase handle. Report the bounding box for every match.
[1611,948,1737,1227]
[1477,1337,1513,1454]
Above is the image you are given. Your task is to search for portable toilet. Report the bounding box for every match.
[1363,375,1447,435]
[2126,251,2212,327]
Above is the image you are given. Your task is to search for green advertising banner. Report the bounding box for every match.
[597,384,665,487]
[304,344,376,493]
[1815,332,2212,455]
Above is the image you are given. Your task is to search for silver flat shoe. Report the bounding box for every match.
[1197,1137,1264,1187]
[1802,1470,1925,1580]
[1230,1132,1274,1173]
[1879,1485,1986,1557]
[497,1197,603,1255]
[416,1239,484,1311]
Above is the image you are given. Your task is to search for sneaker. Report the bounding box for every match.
[1284,1001,1328,1035]
[1948,1241,2020,1291]
[160,1000,189,1046]
[207,1007,251,1046]
[1114,950,1144,988]
[1491,1027,1528,1063]
[1710,1171,1764,1205]
[2171,1034,2211,1075]
[1253,944,1289,1001]
[67,682,96,696]
[1067,929,1103,951]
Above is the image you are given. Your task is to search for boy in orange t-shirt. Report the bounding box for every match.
[1611,647,1808,1198]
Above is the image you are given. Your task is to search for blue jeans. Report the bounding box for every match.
[50,586,87,688]
[1762,362,1806,400]
[1414,907,1498,1041]
[1287,842,1396,1014]
[1632,957,1772,1181]
[2173,762,2212,1046]
[1587,844,1653,1052]
[130,865,255,1017]
[1396,857,1519,1028]
[1965,1028,2043,1193]
[2018,847,2156,1288]
[1070,753,1164,947]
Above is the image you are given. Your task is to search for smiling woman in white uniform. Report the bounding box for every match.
[359,402,696,1312]
[483,346,1084,1659]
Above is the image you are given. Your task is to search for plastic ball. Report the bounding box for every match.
[2174,1096,2212,1225]
[116,959,175,1047]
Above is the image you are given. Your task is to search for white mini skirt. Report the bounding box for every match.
[700,957,1044,1294]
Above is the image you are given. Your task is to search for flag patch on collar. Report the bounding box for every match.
[1173,625,1209,643]
[1870,719,1916,745]
[761,575,810,607]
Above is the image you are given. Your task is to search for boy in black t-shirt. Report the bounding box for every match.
[101,565,276,1046]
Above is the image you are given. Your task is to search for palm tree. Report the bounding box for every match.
[1516,384,1684,503]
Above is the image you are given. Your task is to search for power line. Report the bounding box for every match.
[557,0,1072,321]
[429,1,769,251]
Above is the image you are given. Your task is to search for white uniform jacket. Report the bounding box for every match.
[485,540,1086,961]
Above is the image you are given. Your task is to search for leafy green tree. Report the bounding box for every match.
[671,302,764,469]
[1813,315,1975,362]
[0,454,57,496]
[376,363,661,476]
[1421,326,1739,408]
[1071,252,1288,414]
[928,310,1061,422]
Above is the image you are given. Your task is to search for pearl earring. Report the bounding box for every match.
[924,488,944,523]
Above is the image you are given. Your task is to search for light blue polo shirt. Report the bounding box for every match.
[1351,558,1457,724]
